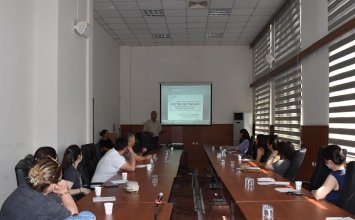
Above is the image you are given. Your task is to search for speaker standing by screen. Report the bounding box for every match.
[160,83,212,125]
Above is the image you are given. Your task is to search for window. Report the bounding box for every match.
[328,30,355,160]
[274,65,302,148]
[254,83,271,135]
[274,0,301,64]
[253,27,271,77]
[328,0,355,160]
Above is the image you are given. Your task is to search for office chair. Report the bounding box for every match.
[15,154,35,186]
[337,161,355,214]
[79,143,102,187]
[284,148,307,181]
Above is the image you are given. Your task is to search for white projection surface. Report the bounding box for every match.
[160,83,212,125]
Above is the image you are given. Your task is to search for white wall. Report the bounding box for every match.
[0,0,35,204]
[0,0,93,205]
[120,46,252,124]
[301,0,329,125]
[57,0,92,158]
[93,20,120,142]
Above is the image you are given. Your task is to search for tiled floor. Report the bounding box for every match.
[170,169,232,220]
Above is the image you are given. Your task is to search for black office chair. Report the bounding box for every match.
[284,148,307,181]
[307,147,347,191]
[79,143,102,187]
[337,161,355,214]
[15,154,35,186]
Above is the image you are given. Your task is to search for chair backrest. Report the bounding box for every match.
[337,161,355,214]
[284,148,307,181]
[79,143,101,185]
[308,147,347,191]
[15,154,35,186]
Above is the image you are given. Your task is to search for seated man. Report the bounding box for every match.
[91,138,136,183]
[125,133,152,161]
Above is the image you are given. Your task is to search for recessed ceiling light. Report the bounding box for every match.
[206,33,223,38]
[189,1,208,9]
[208,8,231,16]
[142,9,165,17]
[153,33,170,39]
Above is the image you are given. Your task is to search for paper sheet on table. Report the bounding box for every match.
[257,181,289,185]
[247,167,260,170]
[257,178,275,182]
[274,187,297,193]
[110,180,128,185]
[93,196,116,202]
[325,217,354,220]
[136,164,147,168]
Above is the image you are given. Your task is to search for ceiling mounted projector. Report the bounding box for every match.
[74,21,92,38]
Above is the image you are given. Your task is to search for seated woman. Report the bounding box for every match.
[34,146,57,162]
[312,145,346,204]
[1,157,79,219]
[254,134,270,163]
[62,145,91,201]
[265,141,295,176]
[237,129,251,155]
[98,129,114,156]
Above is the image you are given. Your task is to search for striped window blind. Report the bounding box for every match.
[328,0,355,32]
[253,27,271,77]
[274,0,301,64]
[328,29,355,160]
[254,83,271,135]
[274,65,302,148]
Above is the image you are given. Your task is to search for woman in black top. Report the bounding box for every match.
[254,134,269,163]
[98,129,114,155]
[62,145,91,201]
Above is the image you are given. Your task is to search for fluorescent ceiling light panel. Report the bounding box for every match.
[142,9,165,17]
[208,8,232,16]
[153,33,170,38]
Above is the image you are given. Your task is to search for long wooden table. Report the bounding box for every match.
[77,148,182,219]
[203,145,351,219]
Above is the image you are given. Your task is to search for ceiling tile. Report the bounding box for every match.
[187,23,206,28]
[124,18,146,23]
[119,10,143,17]
[187,16,208,22]
[253,8,276,16]
[95,10,120,17]
[144,17,167,23]
[233,0,258,8]
[228,16,249,22]
[103,17,125,23]
[166,16,187,23]
[208,16,229,23]
[170,29,187,33]
[94,2,115,10]
[162,1,186,10]
[168,23,187,29]
[148,23,167,29]
[109,23,129,29]
[164,10,186,16]
[248,15,270,23]
[188,28,206,33]
[138,2,163,9]
[209,0,235,8]
[231,8,253,16]
[257,0,283,8]
[187,9,208,17]
[113,2,139,10]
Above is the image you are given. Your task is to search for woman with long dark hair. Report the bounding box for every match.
[254,134,269,163]
[238,129,251,155]
[312,145,346,204]
[62,145,90,201]
[265,141,295,176]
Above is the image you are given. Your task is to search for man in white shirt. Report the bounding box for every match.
[91,138,136,183]
[143,111,162,148]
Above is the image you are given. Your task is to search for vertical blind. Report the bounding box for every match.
[274,0,301,64]
[254,83,271,135]
[274,65,302,148]
[253,28,271,77]
[328,0,355,32]
[328,29,355,160]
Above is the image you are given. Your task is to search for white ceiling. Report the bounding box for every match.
[93,0,284,46]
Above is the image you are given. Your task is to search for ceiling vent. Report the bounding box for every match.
[188,1,208,9]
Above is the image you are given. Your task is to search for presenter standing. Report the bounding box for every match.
[143,111,162,147]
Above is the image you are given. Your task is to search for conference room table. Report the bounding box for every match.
[77,148,182,219]
[203,145,352,219]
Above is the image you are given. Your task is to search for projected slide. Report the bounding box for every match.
[168,94,203,121]
[160,83,212,125]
